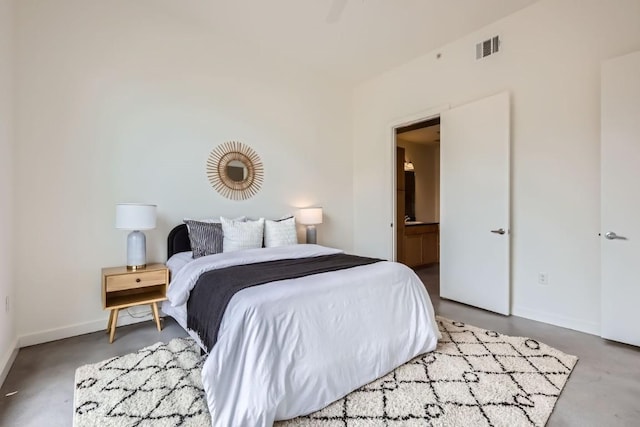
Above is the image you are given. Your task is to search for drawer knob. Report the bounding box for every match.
[136,278,141,283]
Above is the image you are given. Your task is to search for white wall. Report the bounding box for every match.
[353,0,640,334]
[14,0,353,345]
[0,0,17,384]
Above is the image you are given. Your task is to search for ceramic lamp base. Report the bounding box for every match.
[126,230,147,270]
[305,225,317,244]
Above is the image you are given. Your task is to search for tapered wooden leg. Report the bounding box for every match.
[107,311,112,333]
[109,308,119,343]
[151,302,162,331]
[106,310,114,334]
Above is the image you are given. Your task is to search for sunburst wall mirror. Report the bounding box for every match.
[206,141,264,200]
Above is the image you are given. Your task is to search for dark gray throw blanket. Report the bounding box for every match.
[187,253,383,352]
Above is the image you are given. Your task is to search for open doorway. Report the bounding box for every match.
[395,117,441,270]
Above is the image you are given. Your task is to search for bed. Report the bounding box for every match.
[162,223,440,427]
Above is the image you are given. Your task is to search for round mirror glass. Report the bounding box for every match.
[226,159,248,182]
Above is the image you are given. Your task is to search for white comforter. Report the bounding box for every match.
[164,244,439,427]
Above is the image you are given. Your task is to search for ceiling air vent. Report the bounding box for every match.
[476,35,500,60]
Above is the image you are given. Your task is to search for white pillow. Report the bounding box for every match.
[264,216,297,248]
[220,217,265,252]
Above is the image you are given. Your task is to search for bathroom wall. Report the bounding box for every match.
[397,138,439,222]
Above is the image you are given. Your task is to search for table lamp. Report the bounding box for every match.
[298,207,323,244]
[115,203,157,270]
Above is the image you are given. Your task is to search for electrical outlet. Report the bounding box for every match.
[538,272,549,285]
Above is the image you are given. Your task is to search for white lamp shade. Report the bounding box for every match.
[298,207,323,225]
[115,204,157,230]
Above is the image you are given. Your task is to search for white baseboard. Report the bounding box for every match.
[512,305,600,336]
[0,337,19,387]
[18,310,157,348]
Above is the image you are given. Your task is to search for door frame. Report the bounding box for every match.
[389,104,449,261]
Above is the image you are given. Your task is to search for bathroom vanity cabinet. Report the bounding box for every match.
[403,223,439,267]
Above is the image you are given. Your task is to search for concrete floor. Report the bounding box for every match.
[1,264,639,426]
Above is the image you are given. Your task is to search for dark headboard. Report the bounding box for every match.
[167,224,191,259]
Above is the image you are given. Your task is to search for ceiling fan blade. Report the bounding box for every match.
[326,0,348,23]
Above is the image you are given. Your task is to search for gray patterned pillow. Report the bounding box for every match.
[183,219,224,258]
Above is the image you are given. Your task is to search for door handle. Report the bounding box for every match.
[491,228,506,235]
[605,231,627,240]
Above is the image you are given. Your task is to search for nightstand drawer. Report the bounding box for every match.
[106,270,166,292]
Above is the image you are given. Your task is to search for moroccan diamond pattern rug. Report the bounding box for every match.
[74,317,577,427]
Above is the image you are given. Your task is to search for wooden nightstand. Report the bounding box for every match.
[101,263,169,343]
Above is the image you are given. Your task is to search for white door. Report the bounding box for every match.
[440,92,511,315]
[601,51,640,347]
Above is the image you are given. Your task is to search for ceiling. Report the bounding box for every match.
[398,125,440,146]
[164,0,539,84]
